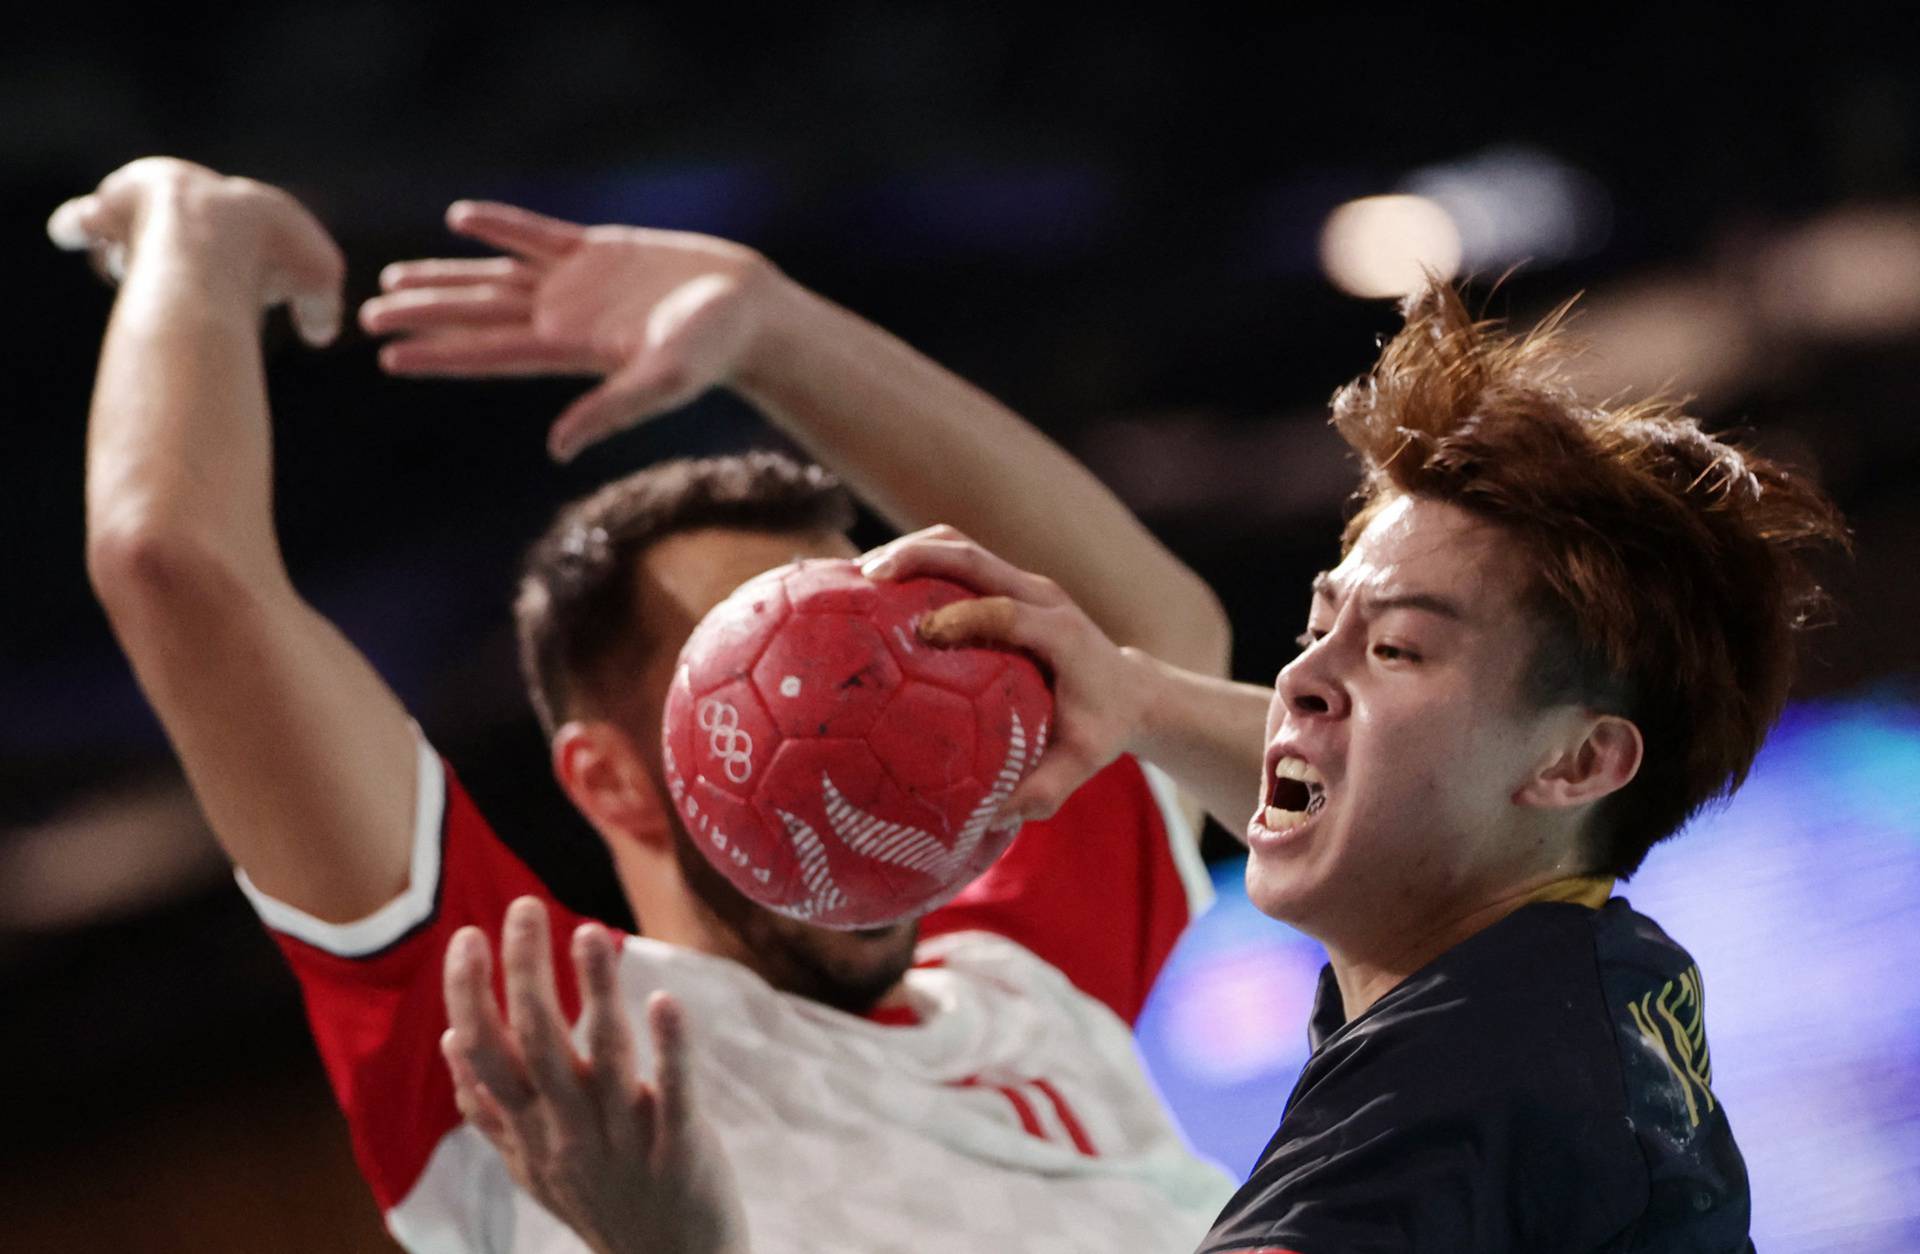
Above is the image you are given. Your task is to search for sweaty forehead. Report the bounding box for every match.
[1322,496,1523,609]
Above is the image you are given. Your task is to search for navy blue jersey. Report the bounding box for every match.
[1200,899,1751,1253]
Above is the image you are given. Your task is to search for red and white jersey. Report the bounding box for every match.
[238,730,1231,1253]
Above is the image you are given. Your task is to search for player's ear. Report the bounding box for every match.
[1513,712,1643,812]
[553,719,674,850]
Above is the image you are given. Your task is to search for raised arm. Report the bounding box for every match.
[360,205,1230,678]
[64,158,418,921]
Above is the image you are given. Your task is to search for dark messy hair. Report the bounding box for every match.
[515,451,855,737]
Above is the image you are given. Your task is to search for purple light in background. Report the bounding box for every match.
[483,162,781,238]
[849,161,1116,260]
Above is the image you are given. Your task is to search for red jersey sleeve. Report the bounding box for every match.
[234,730,590,1213]
[918,755,1211,1025]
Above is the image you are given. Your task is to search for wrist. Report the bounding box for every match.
[1116,645,1175,762]
[728,269,833,404]
[129,196,271,308]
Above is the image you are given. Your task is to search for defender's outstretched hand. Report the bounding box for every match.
[362,203,780,461]
[442,899,748,1254]
[48,156,344,346]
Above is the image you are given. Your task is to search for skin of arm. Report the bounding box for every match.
[361,205,1231,681]
[731,280,1232,680]
[68,159,419,922]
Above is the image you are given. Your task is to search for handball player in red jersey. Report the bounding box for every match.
[58,158,1275,1253]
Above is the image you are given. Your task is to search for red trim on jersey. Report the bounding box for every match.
[1030,1077,1098,1156]
[861,1004,922,1027]
[996,1084,1046,1140]
[264,759,590,1212]
[919,755,1191,1025]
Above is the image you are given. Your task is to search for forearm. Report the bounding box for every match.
[733,281,1229,674]
[74,174,416,920]
[85,205,283,589]
[1122,649,1269,835]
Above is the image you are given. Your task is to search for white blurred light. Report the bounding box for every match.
[1319,194,1462,299]
[1404,145,1612,270]
[1558,273,1754,404]
[1759,205,1920,338]
[0,779,225,931]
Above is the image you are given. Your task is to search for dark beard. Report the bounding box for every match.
[668,822,916,1014]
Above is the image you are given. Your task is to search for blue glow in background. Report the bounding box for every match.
[1136,693,1920,1252]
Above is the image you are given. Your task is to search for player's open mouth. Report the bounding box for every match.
[1260,756,1327,835]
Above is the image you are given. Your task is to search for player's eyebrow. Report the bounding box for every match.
[1309,571,1468,622]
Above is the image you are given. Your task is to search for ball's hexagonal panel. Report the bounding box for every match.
[897,775,1025,917]
[684,573,791,695]
[971,662,1053,786]
[681,770,795,909]
[783,558,879,616]
[756,737,955,927]
[871,577,1010,696]
[870,681,978,798]
[752,614,900,739]
[683,677,778,803]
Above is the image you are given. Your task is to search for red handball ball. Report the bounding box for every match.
[661,558,1053,929]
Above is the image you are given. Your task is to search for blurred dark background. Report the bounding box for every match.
[5,6,1918,1250]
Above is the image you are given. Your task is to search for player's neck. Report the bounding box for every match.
[1325,871,1615,1022]
[608,836,756,959]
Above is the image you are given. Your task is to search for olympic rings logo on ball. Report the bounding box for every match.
[697,697,755,783]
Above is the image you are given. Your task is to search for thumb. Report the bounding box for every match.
[548,354,700,462]
[919,597,1022,650]
[47,195,110,251]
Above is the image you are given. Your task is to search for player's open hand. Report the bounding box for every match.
[362,203,781,462]
[861,526,1156,824]
[442,898,748,1254]
[47,157,345,347]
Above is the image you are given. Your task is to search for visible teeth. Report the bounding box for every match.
[1273,756,1325,787]
[1268,754,1327,815]
[1263,805,1306,830]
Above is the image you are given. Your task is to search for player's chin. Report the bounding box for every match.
[1242,853,1319,928]
[823,919,918,971]
[848,920,914,941]
[778,918,919,1012]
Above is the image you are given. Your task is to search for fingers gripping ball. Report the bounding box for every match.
[662,559,1052,929]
